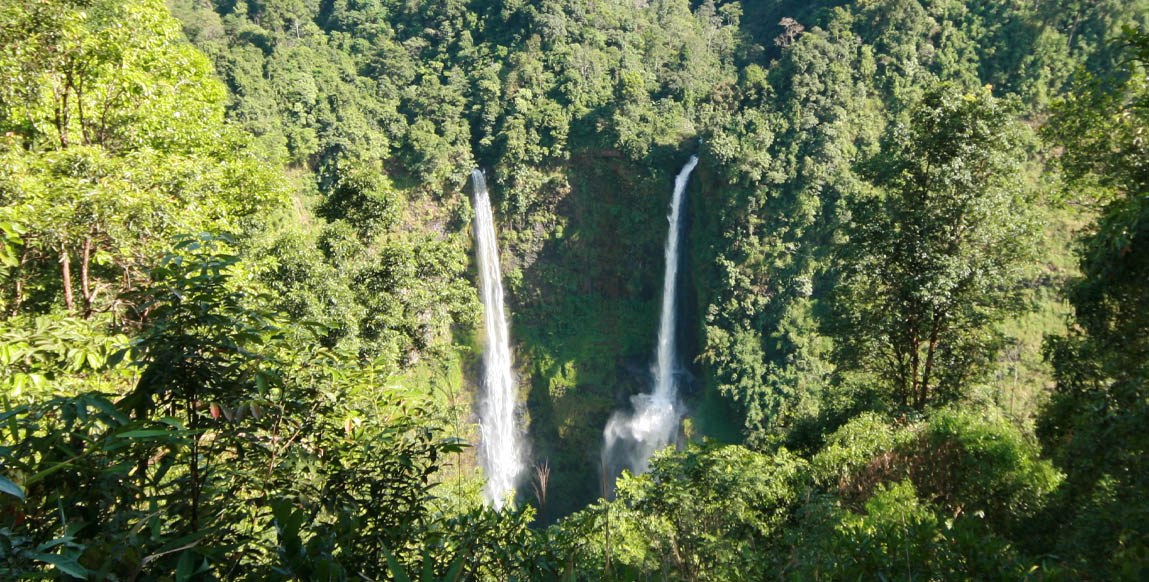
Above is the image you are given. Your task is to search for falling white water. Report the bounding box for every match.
[471,169,524,509]
[603,154,700,479]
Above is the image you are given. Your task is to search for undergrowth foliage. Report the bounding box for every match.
[0,236,470,579]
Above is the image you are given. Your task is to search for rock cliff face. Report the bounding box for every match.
[495,148,708,519]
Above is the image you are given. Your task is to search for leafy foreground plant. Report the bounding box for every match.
[0,235,489,580]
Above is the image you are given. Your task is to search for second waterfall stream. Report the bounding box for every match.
[603,154,700,481]
[471,169,524,509]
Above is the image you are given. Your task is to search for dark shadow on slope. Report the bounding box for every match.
[510,140,700,523]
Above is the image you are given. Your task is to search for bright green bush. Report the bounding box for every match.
[784,480,1040,580]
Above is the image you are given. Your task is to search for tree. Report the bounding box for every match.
[830,86,1037,411]
[0,0,228,152]
[0,0,284,319]
[773,17,805,48]
[606,443,808,582]
[1037,26,1149,575]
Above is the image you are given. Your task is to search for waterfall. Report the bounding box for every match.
[602,154,700,480]
[471,169,524,509]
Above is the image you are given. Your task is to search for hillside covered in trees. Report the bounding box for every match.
[1,0,1147,579]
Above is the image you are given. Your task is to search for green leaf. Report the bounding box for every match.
[176,549,194,582]
[33,553,90,579]
[382,545,412,582]
[116,429,174,438]
[106,348,127,368]
[88,396,129,424]
[0,474,25,500]
[0,246,17,268]
[86,350,103,369]
[157,417,187,430]
[444,551,467,582]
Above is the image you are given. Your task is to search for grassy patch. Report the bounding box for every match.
[989,202,1091,424]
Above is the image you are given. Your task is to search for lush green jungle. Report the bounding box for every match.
[2,0,1148,579]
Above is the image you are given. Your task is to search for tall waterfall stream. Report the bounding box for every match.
[472,169,524,508]
[602,155,700,481]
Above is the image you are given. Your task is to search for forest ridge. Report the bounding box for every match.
[0,0,1147,579]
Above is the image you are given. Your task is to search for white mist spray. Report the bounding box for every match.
[471,169,524,508]
[603,155,699,478]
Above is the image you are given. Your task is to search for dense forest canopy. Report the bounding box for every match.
[1,0,1147,579]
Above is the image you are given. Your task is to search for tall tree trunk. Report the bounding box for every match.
[187,396,200,532]
[81,234,93,317]
[1066,10,1082,50]
[895,350,909,407]
[909,327,922,410]
[9,248,30,317]
[920,313,943,410]
[75,73,90,146]
[61,249,75,312]
[53,70,73,149]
